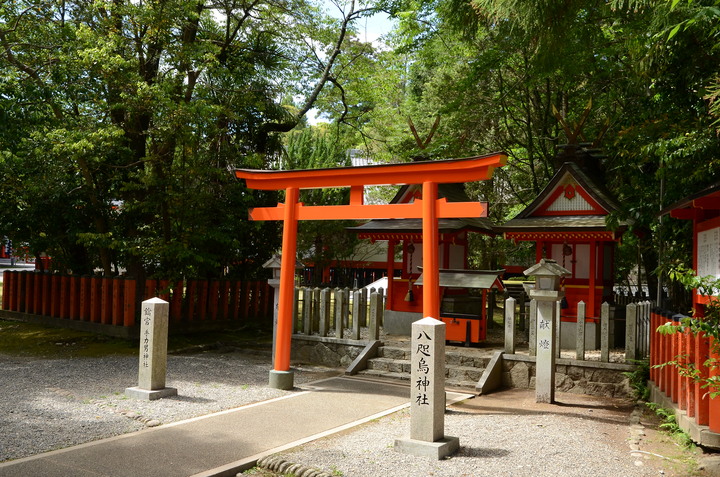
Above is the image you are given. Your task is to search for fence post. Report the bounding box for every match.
[357,287,366,327]
[555,301,561,358]
[369,292,380,340]
[52,273,62,318]
[33,272,42,315]
[293,287,301,333]
[352,289,361,340]
[101,277,112,324]
[343,287,350,327]
[529,299,537,357]
[90,276,101,323]
[312,287,321,331]
[123,278,137,327]
[335,288,345,339]
[504,297,516,354]
[600,302,610,362]
[518,292,526,332]
[377,288,385,327]
[576,301,586,361]
[642,301,651,357]
[67,275,78,319]
[3,271,11,310]
[319,288,330,337]
[303,287,312,335]
[209,280,219,320]
[42,273,51,316]
[625,303,637,362]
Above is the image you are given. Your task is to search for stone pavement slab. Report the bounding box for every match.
[0,376,471,477]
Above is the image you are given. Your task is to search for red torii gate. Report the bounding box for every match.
[235,153,507,389]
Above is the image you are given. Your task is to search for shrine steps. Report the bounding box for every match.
[356,343,493,391]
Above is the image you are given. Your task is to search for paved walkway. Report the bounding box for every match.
[0,376,471,477]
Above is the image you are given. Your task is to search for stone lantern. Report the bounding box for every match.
[523,258,570,403]
[523,258,570,300]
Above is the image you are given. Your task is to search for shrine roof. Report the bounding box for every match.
[659,181,720,217]
[347,217,494,235]
[498,215,611,232]
[497,162,627,234]
[415,269,505,289]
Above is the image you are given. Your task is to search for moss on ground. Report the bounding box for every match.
[0,318,273,358]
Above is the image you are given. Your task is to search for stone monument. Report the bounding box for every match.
[125,297,177,400]
[395,317,459,459]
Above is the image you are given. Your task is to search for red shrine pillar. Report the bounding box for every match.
[272,187,299,390]
[422,181,440,319]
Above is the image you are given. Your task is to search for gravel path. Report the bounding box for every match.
[262,401,658,477]
[1,349,709,477]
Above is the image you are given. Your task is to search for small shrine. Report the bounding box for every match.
[348,183,499,339]
[497,159,628,345]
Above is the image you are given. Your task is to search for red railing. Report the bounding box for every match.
[1,270,273,327]
[650,310,720,432]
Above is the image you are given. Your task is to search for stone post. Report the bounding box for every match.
[555,301,562,358]
[334,288,345,339]
[528,300,537,357]
[360,287,368,326]
[504,297,515,354]
[377,288,385,327]
[319,288,330,337]
[625,302,637,362]
[312,287,321,331]
[535,298,558,403]
[352,289,362,339]
[368,292,380,340]
[600,302,610,362]
[576,301,586,361]
[293,287,300,334]
[125,298,177,400]
[395,317,459,460]
[303,287,313,335]
[343,287,350,327]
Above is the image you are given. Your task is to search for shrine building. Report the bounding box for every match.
[497,160,628,346]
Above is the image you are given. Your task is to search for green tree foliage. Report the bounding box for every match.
[282,127,362,286]
[0,0,373,279]
[341,0,720,298]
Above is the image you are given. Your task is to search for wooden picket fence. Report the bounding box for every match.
[649,310,720,434]
[293,286,385,340]
[1,270,273,327]
[502,297,652,363]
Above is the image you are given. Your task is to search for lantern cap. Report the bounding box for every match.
[523,259,571,278]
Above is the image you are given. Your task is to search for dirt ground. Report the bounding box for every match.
[451,389,720,477]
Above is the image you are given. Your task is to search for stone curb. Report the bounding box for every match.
[253,455,333,477]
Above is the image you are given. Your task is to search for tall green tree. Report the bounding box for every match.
[0,0,376,279]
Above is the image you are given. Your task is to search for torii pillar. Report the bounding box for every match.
[235,153,506,389]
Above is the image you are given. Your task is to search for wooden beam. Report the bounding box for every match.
[248,198,486,221]
[235,153,506,190]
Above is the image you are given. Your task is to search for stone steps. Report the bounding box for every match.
[358,344,490,391]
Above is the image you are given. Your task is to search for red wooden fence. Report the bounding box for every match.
[650,310,720,433]
[1,270,273,327]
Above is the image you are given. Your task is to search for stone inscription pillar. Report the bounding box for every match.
[535,298,557,403]
[125,297,177,400]
[395,317,459,459]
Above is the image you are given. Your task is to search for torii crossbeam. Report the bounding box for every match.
[235,153,507,389]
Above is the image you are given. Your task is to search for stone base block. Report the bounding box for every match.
[394,436,460,460]
[269,370,294,390]
[125,386,177,401]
